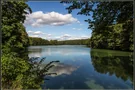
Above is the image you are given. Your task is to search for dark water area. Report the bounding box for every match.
[28,45,133,89]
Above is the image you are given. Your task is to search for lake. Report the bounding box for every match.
[28,45,133,89]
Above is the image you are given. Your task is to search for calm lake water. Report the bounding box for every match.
[28,45,133,89]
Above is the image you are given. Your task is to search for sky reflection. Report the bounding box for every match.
[28,45,133,89]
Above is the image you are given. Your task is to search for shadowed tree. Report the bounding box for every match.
[60,1,133,51]
[2,1,60,89]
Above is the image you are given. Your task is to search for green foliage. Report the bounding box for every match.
[29,37,50,45]
[2,52,29,89]
[22,57,59,89]
[2,1,60,89]
[2,51,60,89]
[90,22,133,51]
[50,40,58,45]
[2,1,32,88]
[61,1,133,30]
[61,1,133,51]
[2,1,32,51]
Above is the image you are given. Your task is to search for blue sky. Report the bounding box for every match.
[24,1,93,41]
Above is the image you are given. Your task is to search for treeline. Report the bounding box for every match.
[29,37,90,46]
[29,37,50,45]
[58,39,90,46]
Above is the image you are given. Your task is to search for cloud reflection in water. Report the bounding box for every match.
[48,62,79,77]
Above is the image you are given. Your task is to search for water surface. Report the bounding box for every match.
[28,45,133,89]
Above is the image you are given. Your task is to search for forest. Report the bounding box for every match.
[29,37,90,46]
[1,0,133,89]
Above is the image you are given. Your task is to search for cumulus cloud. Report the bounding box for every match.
[68,35,89,40]
[58,34,71,40]
[31,35,39,37]
[27,30,51,39]
[27,30,45,35]
[27,30,33,34]
[47,34,52,37]
[62,34,71,37]
[33,31,43,35]
[24,11,79,27]
[57,34,89,41]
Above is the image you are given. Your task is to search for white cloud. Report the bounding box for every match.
[68,35,89,40]
[24,11,79,27]
[81,36,90,39]
[55,36,61,39]
[63,3,67,6]
[27,30,47,38]
[57,34,89,41]
[33,31,42,34]
[47,34,52,37]
[31,35,39,37]
[28,30,32,33]
[62,34,71,37]
[77,21,80,23]
[57,34,71,40]
[72,28,82,30]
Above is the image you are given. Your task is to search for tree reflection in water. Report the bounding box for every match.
[91,49,133,84]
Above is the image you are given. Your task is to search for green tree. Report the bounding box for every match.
[2,1,32,89]
[2,1,59,89]
[2,52,29,89]
[29,37,50,45]
[61,1,133,51]
[2,1,32,51]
